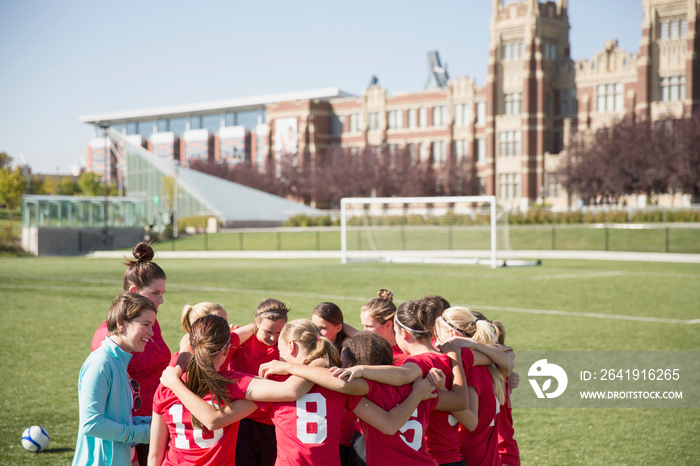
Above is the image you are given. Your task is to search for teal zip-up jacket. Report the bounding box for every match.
[72,337,151,465]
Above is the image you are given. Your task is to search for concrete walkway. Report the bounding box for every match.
[88,249,700,264]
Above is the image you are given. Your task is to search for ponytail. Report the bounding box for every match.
[185,315,235,430]
[281,319,340,368]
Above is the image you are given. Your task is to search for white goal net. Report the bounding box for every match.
[340,196,507,268]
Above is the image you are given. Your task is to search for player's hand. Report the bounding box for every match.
[442,336,476,348]
[426,367,447,391]
[160,365,183,389]
[509,372,520,390]
[412,377,437,401]
[436,340,458,356]
[229,323,240,331]
[258,360,289,378]
[330,365,363,381]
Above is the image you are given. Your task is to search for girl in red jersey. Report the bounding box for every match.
[225,298,289,466]
[309,302,360,465]
[163,321,435,466]
[150,315,316,466]
[260,331,467,466]
[359,289,407,364]
[492,320,520,466]
[91,242,170,466]
[339,300,471,466]
[433,307,509,466]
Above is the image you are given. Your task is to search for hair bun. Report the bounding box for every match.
[132,242,154,262]
[377,289,393,301]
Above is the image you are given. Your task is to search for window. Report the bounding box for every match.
[453,139,468,161]
[659,18,687,41]
[558,89,578,116]
[476,138,486,162]
[190,115,203,130]
[408,109,417,129]
[543,40,557,60]
[433,141,446,165]
[660,76,686,102]
[138,121,154,139]
[499,173,520,200]
[349,114,364,133]
[157,119,170,133]
[432,106,447,127]
[202,114,221,133]
[596,83,624,112]
[419,142,429,162]
[476,102,486,124]
[454,103,472,126]
[331,115,345,135]
[454,104,463,126]
[498,131,520,157]
[418,108,427,128]
[502,41,525,61]
[368,112,381,131]
[388,110,403,129]
[504,93,521,115]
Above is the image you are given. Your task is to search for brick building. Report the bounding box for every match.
[81,0,699,209]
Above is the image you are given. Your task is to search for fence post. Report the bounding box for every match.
[277,231,282,250]
[605,225,609,251]
[316,230,320,251]
[401,225,406,250]
[204,230,208,251]
[239,232,243,251]
[552,225,556,250]
[448,226,453,250]
[665,227,670,253]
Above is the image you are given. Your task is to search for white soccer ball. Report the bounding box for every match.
[21,426,50,453]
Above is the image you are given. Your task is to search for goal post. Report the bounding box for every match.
[340,195,500,268]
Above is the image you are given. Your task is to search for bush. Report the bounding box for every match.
[283,214,334,227]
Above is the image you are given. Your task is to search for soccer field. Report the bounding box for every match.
[1,256,698,465]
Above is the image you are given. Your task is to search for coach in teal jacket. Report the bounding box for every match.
[72,337,151,465]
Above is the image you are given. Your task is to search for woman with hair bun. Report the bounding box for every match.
[360,289,407,364]
[90,242,170,466]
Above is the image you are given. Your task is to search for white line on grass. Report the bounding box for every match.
[3,276,697,324]
[528,271,624,280]
[468,304,698,324]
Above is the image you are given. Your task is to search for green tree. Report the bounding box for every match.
[0,152,11,169]
[0,167,26,230]
[41,176,58,194]
[161,175,175,210]
[57,177,79,195]
[77,172,105,196]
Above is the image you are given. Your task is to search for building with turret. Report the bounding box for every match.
[81,0,699,209]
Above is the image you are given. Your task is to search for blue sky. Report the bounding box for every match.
[0,0,644,174]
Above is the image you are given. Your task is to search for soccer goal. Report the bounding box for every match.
[340,196,506,268]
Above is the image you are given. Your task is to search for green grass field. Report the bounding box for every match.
[1,256,698,465]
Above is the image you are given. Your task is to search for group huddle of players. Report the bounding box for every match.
[91,243,520,466]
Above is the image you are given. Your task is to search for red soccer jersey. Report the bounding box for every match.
[498,376,520,466]
[392,344,409,366]
[266,385,361,466]
[405,352,462,464]
[91,319,171,416]
[226,332,279,424]
[152,370,256,466]
[460,365,501,466]
[362,380,438,466]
